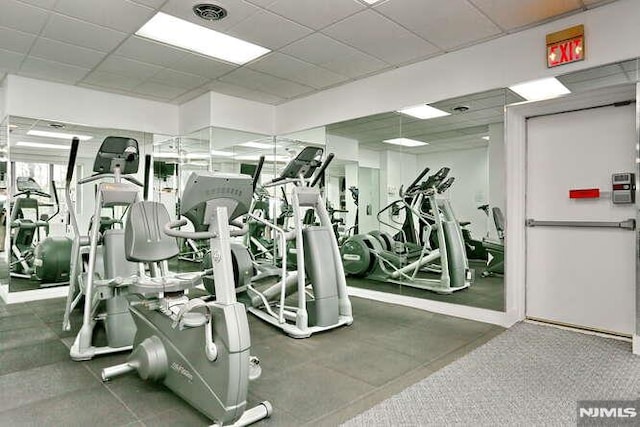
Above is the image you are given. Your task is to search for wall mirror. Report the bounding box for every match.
[320,88,518,312]
[4,116,152,295]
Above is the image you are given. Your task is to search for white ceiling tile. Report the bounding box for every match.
[0,26,36,53]
[226,9,312,50]
[208,80,285,104]
[42,13,128,52]
[29,37,105,68]
[17,0,57,9]
[280,33,389,78]
[19,56,89,84]
[248,52,349,89]
[81,70,145,90]
[582,0,617,6]
[0,48,25,73]
[323,10,438,65]
[376,0,502,50]
[167,53,236,79]
[0,0,50,34]
[161,0,261,31]
[95,55,163,80]
[115,36,186,67]
[267,0,365,30]
[219,68,314,98]
[128,0,166,9]
[132,81,188,100]
[469,0,582,31]
[151,68,209,90]
[244,0,277,7]
[54,0,156,33]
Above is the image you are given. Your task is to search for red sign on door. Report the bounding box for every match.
[546,25,585,68]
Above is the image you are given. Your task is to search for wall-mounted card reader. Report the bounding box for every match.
[612,172,635,204]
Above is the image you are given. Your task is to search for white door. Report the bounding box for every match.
[526,103,636,335]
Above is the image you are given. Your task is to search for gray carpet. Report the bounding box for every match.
[344,322,640,426]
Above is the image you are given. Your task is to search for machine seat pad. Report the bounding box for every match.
[459,221,471,227]
[125,201,179,263]
[482,238,504,252]
[129,272,203,297]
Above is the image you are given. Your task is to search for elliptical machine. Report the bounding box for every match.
[341,167,473,294]
[9,177,71,285]
[243,147,353,338]
[101,163,271,426]
[63,136,142,360]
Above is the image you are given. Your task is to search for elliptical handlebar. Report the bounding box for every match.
[252,156,265,190]
[47,180,61,222]
[405,166,431,194]
[66,137,80,187]
[310,152,334,188]
[143,154,151,201]
[165,218,248,239]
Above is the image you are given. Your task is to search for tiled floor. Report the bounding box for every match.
[0,295,504,426]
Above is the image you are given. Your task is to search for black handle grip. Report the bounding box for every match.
[310,153,334,188]
[407,166,431,192]
[253,156,265,190]
[66,137,80,186]
[48,180,60,221]
[143,154,151,201]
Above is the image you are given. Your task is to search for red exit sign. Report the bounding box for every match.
[546,25,585,68]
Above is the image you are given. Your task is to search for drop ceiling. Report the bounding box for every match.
[0,0,619,106]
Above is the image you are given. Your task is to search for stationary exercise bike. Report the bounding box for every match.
[102,162,271,426]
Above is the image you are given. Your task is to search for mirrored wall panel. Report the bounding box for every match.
[321,88,515,312]
[5,116,152,294]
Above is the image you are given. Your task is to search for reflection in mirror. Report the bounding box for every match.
[6,116,151,293]
[0,117,7,293]
[327,88,519,312]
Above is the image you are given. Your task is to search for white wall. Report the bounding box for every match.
[0,77,6,123]
[274,0,640,134]
[5,76,178,136]
[326,134,358,160]
[358,148,380,169]
[488,122,505,238]
[418,147,489,239]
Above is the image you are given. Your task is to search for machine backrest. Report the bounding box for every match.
[93,136,140,174]
[493,207,505,239]
[125,201,179,262]
[181,172,253,231]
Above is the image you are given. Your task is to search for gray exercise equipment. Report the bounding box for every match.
[341,167,473,294]
[244,147,353,338]
[101,167,271,426]
[63,136,142,360]
[482,207,505,277]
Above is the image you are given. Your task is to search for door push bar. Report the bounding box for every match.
[526,218,636,231]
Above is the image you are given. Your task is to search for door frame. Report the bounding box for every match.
[504,83,639,353]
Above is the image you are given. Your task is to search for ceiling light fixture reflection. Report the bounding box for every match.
[382,137,429,147]
[508,77,570,101]
[360,0,385,4]
[241,141,273,149]
[210,150,234,157]
[136,12,270,65]
[16,141,70,150]
[236,154,290,162]
[27,130,92,141]
[397,104,450,120]
[482,136,490,141]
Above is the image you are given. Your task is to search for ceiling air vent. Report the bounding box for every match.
[193,3,228,21]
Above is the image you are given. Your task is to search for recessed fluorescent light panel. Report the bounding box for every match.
[482,136,490,141]
[360,0,385,4]
[27,130,92,141]
[136,12,270,65]
[241,141,273,149]
[383,138,429,147]
[397,105,450,120]
[16,141,70,150]
[509,77,570,101]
